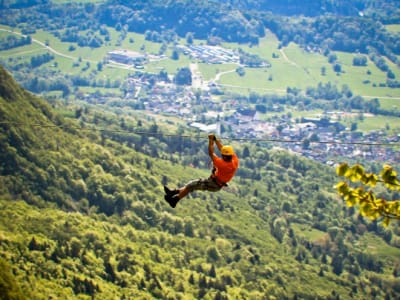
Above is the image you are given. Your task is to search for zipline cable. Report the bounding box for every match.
[0,121,399,148]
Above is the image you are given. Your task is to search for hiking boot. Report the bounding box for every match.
[164,194,180,208]
[164,186,179,196]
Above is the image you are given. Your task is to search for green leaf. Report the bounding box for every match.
[350,164,365,181]
[382,217,391,227]
[335,181,349,196]
[362,173,378,187]
[360,202,372,217]
[381,165,396,184]
[336,163,349,177]
[345,194,357,207]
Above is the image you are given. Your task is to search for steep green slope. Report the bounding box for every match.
[0,65,400,299]
[0,64,153,214]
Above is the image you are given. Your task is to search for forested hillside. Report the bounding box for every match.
[220,0,400,18]
[1,63,400,299]
[1,0,399,57]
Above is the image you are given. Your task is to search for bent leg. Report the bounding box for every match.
[178,178,221,200]
[167,178,221,208]
[178,186,190,199]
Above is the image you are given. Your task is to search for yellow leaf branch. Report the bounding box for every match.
[335,163,400,226]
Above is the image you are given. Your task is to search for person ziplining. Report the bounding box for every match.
[164,134,239,208]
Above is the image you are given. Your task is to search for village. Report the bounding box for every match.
[107,44,240,67]
[104,47,399,165]
[124,77,399,165]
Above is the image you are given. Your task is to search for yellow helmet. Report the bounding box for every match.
[221,145,234,156]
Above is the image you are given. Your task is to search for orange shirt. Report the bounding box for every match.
[212,153,239,183]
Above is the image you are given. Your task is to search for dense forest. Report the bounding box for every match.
[1,0,399,59]
[218,0,400,18]
[1,61,400,298]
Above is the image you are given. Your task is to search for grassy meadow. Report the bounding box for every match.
[386,24,400,33]
[219,39,400,98]
[1,24,399,98]
[1,22,400,136]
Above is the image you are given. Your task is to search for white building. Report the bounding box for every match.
[108,49,146,65]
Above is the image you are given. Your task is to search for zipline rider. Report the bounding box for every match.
[164,134,239,208]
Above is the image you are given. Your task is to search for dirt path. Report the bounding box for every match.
[190,62,203,89]
[280,48,298,67]
[2,28,399,100]
[214,68,236,81]
[0,28,95,64]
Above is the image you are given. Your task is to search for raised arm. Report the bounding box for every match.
[208,134,215,159]
[208,134,224,158]
[215,137,223,152]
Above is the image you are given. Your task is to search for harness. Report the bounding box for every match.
[210,174,227,187]
[210,167,227,187]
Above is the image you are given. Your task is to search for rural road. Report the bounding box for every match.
[0,28,97,63]
[1,28,400,100]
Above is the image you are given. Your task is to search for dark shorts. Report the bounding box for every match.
[185,177,223,193]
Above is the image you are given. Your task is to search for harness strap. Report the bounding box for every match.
[210,174,227,187]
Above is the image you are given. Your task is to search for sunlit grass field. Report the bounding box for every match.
[346,115,400,133]
[2,24,399,96]
[216,37,400,102]
[386,24,400,33]
[1,23,400,119]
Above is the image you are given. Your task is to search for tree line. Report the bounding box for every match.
[0,34,31,51]
[0,0,398,60]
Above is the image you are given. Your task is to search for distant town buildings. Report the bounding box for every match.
[142,84,399,164]
[101,46,398,165]
[107,49,146,65]
[176,44,240,64]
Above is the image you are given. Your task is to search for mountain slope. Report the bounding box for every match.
[0,64,149,213]
[1,64,400,299]
[0,65,68,197]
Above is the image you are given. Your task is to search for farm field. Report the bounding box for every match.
[0,24,400,109]
[386,24,400,33]
[220,39,400,98]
